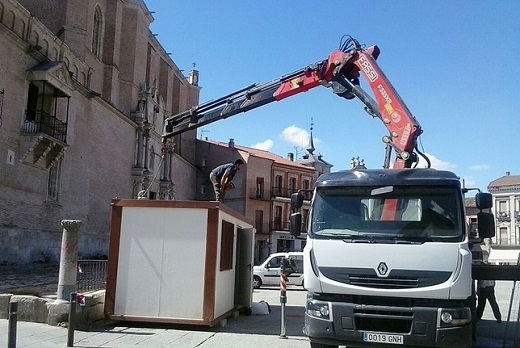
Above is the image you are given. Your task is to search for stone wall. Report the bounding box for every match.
[0,291,106,328]
[0,0,200,263]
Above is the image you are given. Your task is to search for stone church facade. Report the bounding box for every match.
[0,0,200,263]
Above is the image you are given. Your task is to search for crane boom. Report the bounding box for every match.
[163,36,425,169]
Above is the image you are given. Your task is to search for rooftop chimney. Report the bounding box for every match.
[288,153,294,161]
[506,171,510,176]
[189,69,199,86]
[228,138,235,149]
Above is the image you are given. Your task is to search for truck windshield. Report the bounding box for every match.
[310,186,464,242]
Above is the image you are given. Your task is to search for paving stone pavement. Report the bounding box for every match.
[2,263,520,347]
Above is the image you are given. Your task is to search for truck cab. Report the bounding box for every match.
[253,252,304,289]
[290,168,495,348]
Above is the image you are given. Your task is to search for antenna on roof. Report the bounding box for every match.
[307,117,315,155]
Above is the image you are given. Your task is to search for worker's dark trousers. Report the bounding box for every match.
[477,286,502,321]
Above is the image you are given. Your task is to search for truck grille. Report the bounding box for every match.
[319,267,451,288]
[355,307,413,333]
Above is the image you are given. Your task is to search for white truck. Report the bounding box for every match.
[290,169,495,348]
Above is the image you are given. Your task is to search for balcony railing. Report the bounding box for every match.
[272,187,312,200]
[271,219,289,231]
[496,211,510,221]
[272,187,300,198]
[248,188,271,200]
[24,110,67,143]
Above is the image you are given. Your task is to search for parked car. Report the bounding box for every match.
[253,252,304,289]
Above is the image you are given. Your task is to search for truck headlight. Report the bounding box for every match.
[438,307,471,327]
[306,299,331,321]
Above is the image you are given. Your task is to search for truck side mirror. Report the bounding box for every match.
[290,212,302,237]
[291,192,303,209]
[475,192,492,210]
[477,212,495,239]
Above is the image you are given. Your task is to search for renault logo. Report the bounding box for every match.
[377,262,388,277]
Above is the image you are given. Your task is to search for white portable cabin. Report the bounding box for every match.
[104,199,255,326]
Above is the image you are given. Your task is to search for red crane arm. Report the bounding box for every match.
[162,36,423,169]
[350,50,421,169]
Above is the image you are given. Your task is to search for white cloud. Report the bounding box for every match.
[416,152,456,171]
[251,139,274,151]
[280,125,309,147]
[280,125,314,148]
[469,164,489,171]
[416,154,479,189]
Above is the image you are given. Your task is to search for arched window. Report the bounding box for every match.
[91,6,103,58]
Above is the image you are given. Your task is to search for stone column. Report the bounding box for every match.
[135,126,144,168]
[57,220,82,301]
[167,141,174,181]
[143,121,151,170]
[160,141,169,181]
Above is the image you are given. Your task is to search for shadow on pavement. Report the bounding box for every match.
[210,304,306,336]
[94,304,307,338]
[474,318,520,347]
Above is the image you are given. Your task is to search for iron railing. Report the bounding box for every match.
[76,260,107,293]
[23,110,67,142]
[496,211,510,221]
[271,187,296,198]
[271,219,290,231]
[248,188,271,200]
[272,187,312,200]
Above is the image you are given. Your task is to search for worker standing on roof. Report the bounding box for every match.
[209,159,244,202]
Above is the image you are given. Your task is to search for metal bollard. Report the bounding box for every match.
[8,301,17,348]
[503,281,516,347]
[279,272,287,338]
[67,292,76,347]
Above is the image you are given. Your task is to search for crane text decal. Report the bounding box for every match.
[358,55,378,82]
[400,123,411,146]
[377,84,392,104]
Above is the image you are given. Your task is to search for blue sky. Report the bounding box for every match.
[146,0,519,192]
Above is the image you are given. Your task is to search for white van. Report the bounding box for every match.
[253,252,304,289]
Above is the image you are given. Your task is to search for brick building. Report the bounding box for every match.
[0,0,200,263]
[196,138,332,264]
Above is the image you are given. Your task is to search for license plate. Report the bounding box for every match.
[363,332,404,345]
